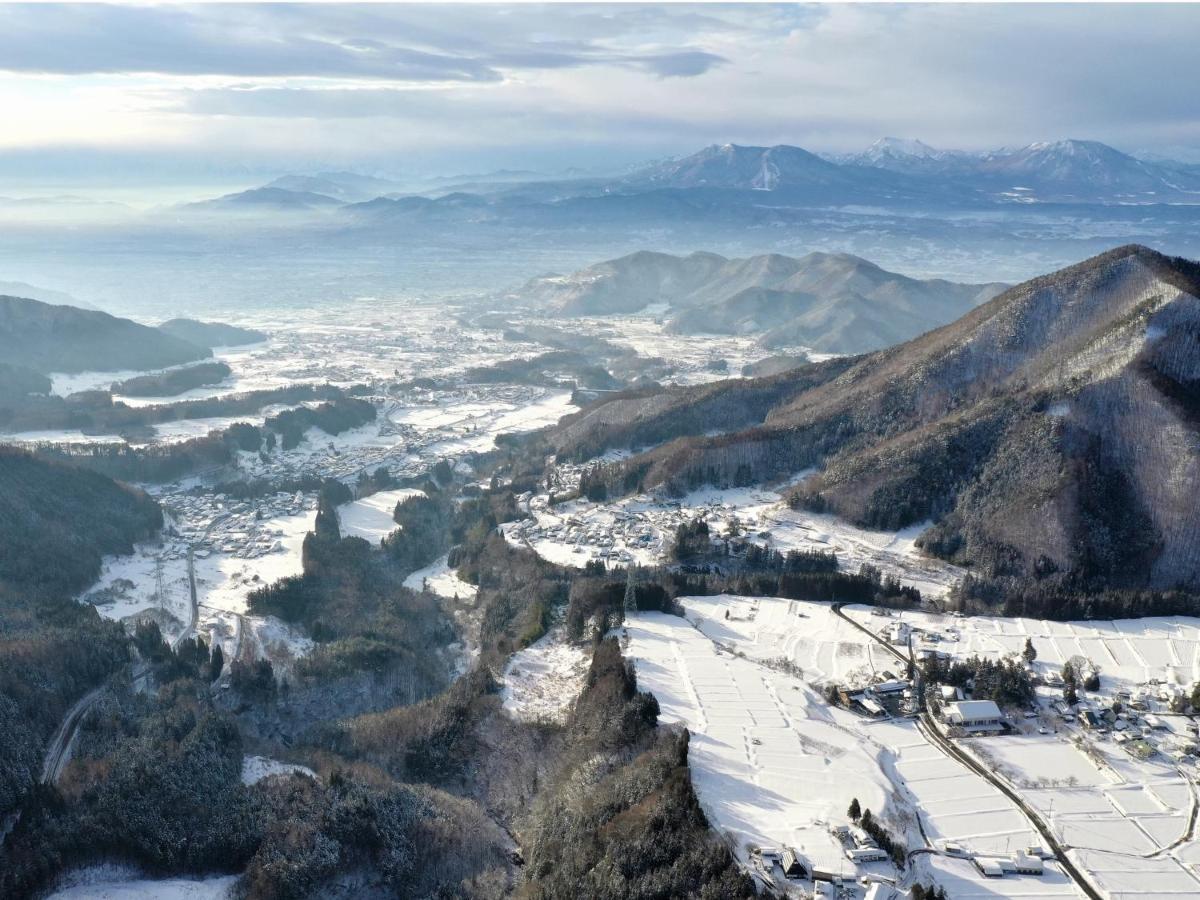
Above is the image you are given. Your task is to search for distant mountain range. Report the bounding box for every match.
[513,250,1006,354]
[175,139,1200,240]
[264,171,404,202]
[548,244,1200,602]
[836,137,1200,202]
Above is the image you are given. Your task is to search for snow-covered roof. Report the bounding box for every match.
[947,699,1001,720]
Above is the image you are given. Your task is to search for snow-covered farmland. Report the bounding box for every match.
[622,599,1081,896]
[837,605,1200,898]
[841,606,1200,700]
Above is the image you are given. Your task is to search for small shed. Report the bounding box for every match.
[973,858,1006,878]
[1012,852,1045,875]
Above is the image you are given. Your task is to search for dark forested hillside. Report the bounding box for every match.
[111,361,232,397]
[0,447,162,599]
[0,295,210,374]
[551,245,1200,606]
[0,448,162,823]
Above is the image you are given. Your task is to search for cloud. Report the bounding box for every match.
[2,3,1200,179]
[0,4,726,82]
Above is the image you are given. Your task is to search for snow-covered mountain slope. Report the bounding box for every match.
[544,245,1200,597]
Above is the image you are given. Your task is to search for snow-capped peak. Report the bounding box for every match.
[863,136,941,160]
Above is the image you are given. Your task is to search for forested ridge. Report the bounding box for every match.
[1,438,771,898]
[549,245,1200,615]
[0,294,210,374]
[0,447,161,826]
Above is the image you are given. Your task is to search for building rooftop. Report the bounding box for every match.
[947,699,1001,720]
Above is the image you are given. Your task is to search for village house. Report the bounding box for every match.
[943,699,1004,733]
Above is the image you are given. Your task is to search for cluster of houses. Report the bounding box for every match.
[1056,696,1200,761]
[753,842,894,899]
[508,494,674,564]
[164,490,312,559]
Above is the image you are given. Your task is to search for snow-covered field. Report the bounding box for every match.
[841,606,1200,698]
[337,487,424,543]
[622,608,897,880]
[531,311,819,386]
[403,554,478,601]
[838,605,1200,898]
[624,600,1128,900]
[47,866,236,900]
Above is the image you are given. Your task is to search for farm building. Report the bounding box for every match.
[1012,852,1045,875]
[864,884,895,900]
[780,848,808,879]
[973,857,1006,878]
[943,699,1003,733]
[869,678,909,695]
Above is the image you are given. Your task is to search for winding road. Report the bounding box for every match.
[43,546,199,787]
[170,546,200,651]
[40,685,106,785]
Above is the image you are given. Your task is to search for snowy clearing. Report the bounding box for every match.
[337,487,425,543]
[501,625,591,724]
[240,755,316,785]
[403,554,478,601]
[47,865,236,900]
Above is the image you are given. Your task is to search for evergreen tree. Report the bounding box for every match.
[848,797,861,821]
[1023,637,1037,663]
[209,643,224,680]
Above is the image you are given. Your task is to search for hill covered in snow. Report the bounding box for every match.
[547,245,1200,611]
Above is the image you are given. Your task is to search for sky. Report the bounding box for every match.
[2,2,1200,188]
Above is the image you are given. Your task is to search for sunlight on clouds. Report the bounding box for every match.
[0,76,180,147]
[0,3,1195,170]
